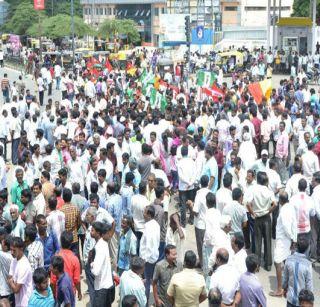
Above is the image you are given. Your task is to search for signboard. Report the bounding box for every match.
[34,0,45,10]
[9,35,21,56]
[160,14,187,45]
[191,28,213,45]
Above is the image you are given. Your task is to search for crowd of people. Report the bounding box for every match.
[0,45,318,307]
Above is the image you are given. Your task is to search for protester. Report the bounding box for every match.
[1,45,320,306]
[152,244,183,307]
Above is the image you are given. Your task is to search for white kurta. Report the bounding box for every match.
[274,203,297,263]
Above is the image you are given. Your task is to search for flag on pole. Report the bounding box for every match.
[126,62,137,76]
[161,92,167,112]
[248,79,272,104]
[202,83,224,102]
[105,58,113,72]
[196,71,217,87]
[149,87,157,108]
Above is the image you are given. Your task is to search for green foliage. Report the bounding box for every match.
[26,14,94,39]
[45,0,83,18]
[3,1,45,35]
[3,0,83,34]
[98,19,141,44]
[292,0,320,17]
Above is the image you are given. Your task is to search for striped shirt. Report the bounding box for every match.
[0,250,13,296]
[1,78,9,90]
[28,286,55,307]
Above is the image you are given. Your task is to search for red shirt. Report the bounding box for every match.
[214,150,224,169]
[251,117,262,144]
[56,197,65,210]
[50,249,81,293]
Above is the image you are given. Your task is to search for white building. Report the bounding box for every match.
[220,0,294,29]
[239,0,294,27]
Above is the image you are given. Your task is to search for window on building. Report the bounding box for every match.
[224,6,237,11]
[99,8,103,15]
[96,8,99,15]
[161,7,165,14]
[108,7,112,15]
[270,6,291,11]
[154,8,159,16]
[245,6,266,11]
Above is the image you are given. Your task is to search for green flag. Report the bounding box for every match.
[149,87,157,107]
[138,69,147,82]
[161,93,167,112]
[196,71,216,87]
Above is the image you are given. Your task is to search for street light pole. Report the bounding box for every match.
[71,0,75,72]
[312,0,317,56]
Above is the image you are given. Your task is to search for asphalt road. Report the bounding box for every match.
[1,65,320,306]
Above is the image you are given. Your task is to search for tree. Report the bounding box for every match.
[45,0,83,18]
[27,14,94,39]
[98,19,140,44]
[3,1,45,35]
[292,0,320,17]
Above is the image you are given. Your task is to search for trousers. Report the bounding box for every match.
[179,189,195,227]
[195,227,205,266]
[254,214,272,267]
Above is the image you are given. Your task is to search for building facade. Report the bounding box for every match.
[0,0,9,26]
[221,0,294,28]
[80,0,166,46]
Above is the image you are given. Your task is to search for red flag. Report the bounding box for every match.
[202,83,224,102]
[34,0,45,10]
[248,82,263,104]
[105,58,113,71]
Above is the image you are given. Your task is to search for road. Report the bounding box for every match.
[1,65,320,306]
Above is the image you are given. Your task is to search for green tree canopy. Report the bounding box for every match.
[3,1,45,35]
[292,0,320,17]
[45,0,83,18]
[26,14,94,39]
[98,19,141,44]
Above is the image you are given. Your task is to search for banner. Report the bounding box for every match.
[34,0,45,10]
[9,35,21,56]
[191,28,213,45]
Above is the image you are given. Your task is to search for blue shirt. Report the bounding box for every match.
[28,286,55,307]
[121,185,134,216]
[282,252,313,306]
[57,273,75,307]
[202,157,219,193]
[107,193,123,234]
[118,230,137,271]
[37,231,60,269]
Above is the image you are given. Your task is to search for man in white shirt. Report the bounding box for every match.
[31,181,46,216]
[0,145,6,190]
[131,182,150,253]
[290,178,315,235]
[270,192,297,297]
[188,175,210,267]
[67,146,86,194]
[231,235,247,275]
[10,107,21,165]
[246,171,277,271]
[90,221,114,306]
[302,142,320,183]
[54,63,62,90]
[285,162,309,199]
[177,146,196,227]
[216,173,233,213]
[311,171,320,260]
[140,205,160,303]
[209,248,241,306]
